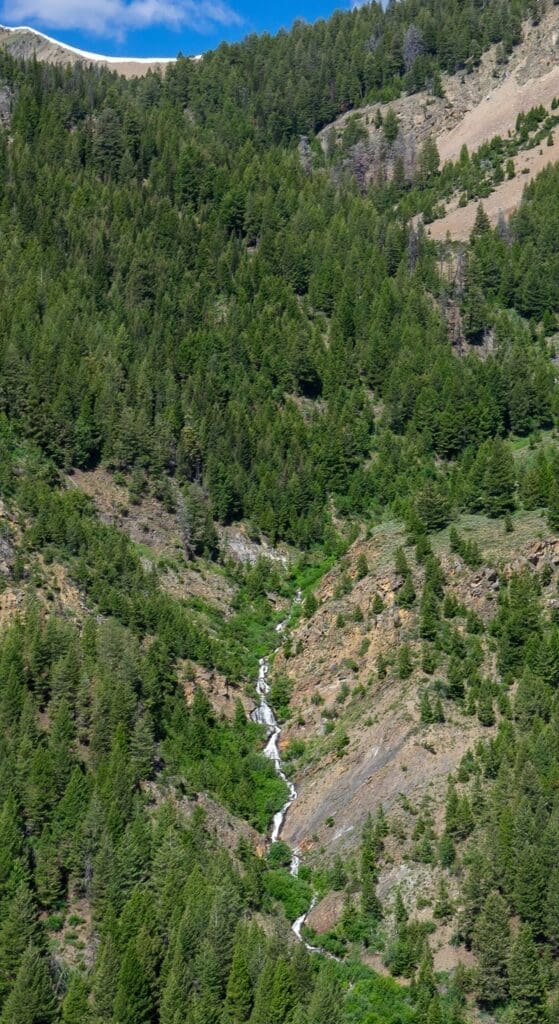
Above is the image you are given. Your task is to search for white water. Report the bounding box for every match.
[252,597,318,946]
[252,602,342,960]
[253,658,298,844]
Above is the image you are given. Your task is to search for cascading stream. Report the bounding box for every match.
[251,601,321,949]
[252,657,298,846]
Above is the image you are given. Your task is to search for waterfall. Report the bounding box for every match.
[252,656,300,869]
[251,596,316,945]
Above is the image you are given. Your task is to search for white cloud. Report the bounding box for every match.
[4,0,242,37]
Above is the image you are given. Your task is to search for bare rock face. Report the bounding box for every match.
[0,27,90,65]
[181,662,255,720]
[306,890,345,934]
[219,523,291,567]
[0,85,13,126]
[321,5,559,165]
[0,535,14,577]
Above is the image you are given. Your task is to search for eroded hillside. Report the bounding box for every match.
[277,505,559,953]
[321,5,559,238]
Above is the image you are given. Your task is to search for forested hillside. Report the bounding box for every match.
[1,0,559,1020]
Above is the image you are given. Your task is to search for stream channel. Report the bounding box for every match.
[251,611,321,951]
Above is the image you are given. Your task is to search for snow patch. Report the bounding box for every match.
[0,23,201,62]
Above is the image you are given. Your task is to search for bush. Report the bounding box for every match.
[267,840,293,868]
[269,674,294,720]
[263,869,312,921]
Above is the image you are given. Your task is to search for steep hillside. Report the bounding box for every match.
[321,5,559,237]
[428,133,559,239]
[280,507,558,861]
[2,3,559,1022]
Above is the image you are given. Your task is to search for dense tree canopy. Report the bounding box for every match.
[1,0,559,1018]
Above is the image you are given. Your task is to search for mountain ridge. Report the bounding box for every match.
[0,22,194,76]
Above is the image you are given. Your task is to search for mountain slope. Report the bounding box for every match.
[321,5,559,237]
[0,24,179,76]
[1,2,559,1021]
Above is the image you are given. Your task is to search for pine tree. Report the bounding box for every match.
[0,945,58,1024]
[395,547,411,576]
[189,939,223,1024]
[545,864,559,951]
[548,478,559,531]
[398,644,413,680]
[112,929,157,1024]
[248,956,275,1024]
[418,137,440,182]
[483,439,516,517]
[0,882,40,1002]
[414,947,437,1021]
[513,844,545,931]
[472,890,510,1006]
[330,854,347,890]
[433,696,445,723]
[420,690,433,723]
[62,974,91,1024]
[477,688,495,727]
[508,924,546,1024]
[307,965,342,1024]
[0,792,24,893]
[471,203,491,237]
[419,586,439,641]
[438,832,455,868]
[180,483,218,559]
[433,876,453,921]
[383,107,399,142]
[360,814,382,921]
[130,712,155,782]
[356,553,369,579]
[267,956,296,1024]
[414,483,450,532]
[91,919,121,1021]
[462,283,486,341]
[159,939,194,1024]
[290,941,313,1007]
[426,996,443,1024]
[398,574,416,609]
[446,657,465,701]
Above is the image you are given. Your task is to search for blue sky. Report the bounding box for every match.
[3,0,353,58]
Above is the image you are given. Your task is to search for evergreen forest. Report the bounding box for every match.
[1,0,559,1019]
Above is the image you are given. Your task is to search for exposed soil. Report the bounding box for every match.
[0,585,23,629]
[437,53,559,166]
[306,890,346,933]
[274,511,559,965]
[279,511,559,874]
[321,7,559,235]
[427,134,559,239]
[68,467,236,614]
